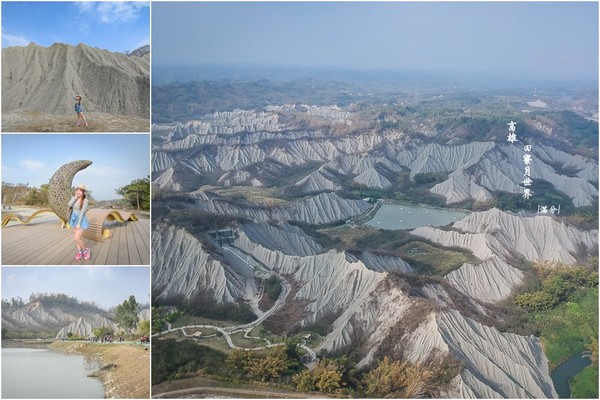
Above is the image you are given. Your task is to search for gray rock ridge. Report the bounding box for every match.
[2,301,113,334]
[152,223,257,303]
[294,167,343,194]
[234,224,556,398]
[56,315,118,339]
[190,191,371,225]
[153,109,596,207]
[413,208,598,265]
[352,167,393,190]
[238,222,324,257]
[2,42,149,116]
[397,141,597,207]
[149,209,560,398]
[234,224,415,350]
[445,256,525,303]
[406,310,557,399]
[411,208,597,308]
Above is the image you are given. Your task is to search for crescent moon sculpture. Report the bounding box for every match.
[48,160,93,223]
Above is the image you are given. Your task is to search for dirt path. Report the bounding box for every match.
[50,341,150,398]
[2,110,149,132]
[152,376,329,399]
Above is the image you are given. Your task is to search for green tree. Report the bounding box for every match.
[116,177,150,211]
[292,359,343,394]
[363,357,433,398]
[293,369,317,392]
[114,295,139,334]
[137,320,150,337]
[227,349,255,375]
[248,355,288,382]
[93,326,114,337]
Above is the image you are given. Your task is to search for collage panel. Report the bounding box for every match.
[1,133,150,266]
[1,1,150,133]
[1,2,153,400]
[1,266,150,399]
[0,1,598,399]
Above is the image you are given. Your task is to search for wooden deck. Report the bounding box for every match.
[1,214,150,266]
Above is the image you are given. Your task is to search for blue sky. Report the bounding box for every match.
[2,267,150,310]
[2,134,150,200]
[153,1,598,82]
[2,1,149,52]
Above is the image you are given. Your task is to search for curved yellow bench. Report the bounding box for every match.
[81,209,139,242]
[1,209,56,227]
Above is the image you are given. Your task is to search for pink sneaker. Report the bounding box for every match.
[75,251,83,261]
[84,248,91,261]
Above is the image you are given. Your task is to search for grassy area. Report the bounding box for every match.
[172,314,241,329]
[570,365,598,398]
[397,242,471,275]
[229,332,267,349]
[522,286,597,369]
[152,339,229,384]
[211,186,288,207]
[314,225,472,277]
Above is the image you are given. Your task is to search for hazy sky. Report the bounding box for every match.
[2,2,150,52]
[153,1,598,82]
[2,267,150,310]
[2,134,150,200]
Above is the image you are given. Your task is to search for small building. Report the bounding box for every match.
[208,228,235,246]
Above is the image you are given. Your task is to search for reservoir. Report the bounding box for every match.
[364,203,470,230]
[551,352,592,398]
[2,347,105,398]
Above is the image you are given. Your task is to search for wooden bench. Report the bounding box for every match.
[82,209,139,242]
[1,209,56,227]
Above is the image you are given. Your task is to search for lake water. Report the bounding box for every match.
[2,347,105,398]
[364,203,470,230]
[551,352,592,398]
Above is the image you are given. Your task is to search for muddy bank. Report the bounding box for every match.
[49,341,150,398]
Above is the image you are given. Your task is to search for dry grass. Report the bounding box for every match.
[209,186,289,207]
[49,341,150,399]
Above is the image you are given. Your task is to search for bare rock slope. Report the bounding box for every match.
[413,208,598,265]
[2,43,149,117]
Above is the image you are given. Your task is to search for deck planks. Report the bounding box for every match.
[2,215,150,266]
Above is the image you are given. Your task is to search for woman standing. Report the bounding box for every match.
[74,95,89,127]
[68,184,90,261]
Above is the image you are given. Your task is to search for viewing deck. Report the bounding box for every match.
[1,211,150,266]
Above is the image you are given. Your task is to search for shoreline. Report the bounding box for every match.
[49,341,150,399]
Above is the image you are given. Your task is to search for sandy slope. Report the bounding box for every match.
[50,341,150,399]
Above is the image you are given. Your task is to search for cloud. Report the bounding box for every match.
[75,2,93,13]
[76,2,149,24]
[2,31,30,47]
[19,159,46,173]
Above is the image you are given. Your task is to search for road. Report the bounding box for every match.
[153,385,328,398]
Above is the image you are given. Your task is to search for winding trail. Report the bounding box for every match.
[153,244,316,363]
